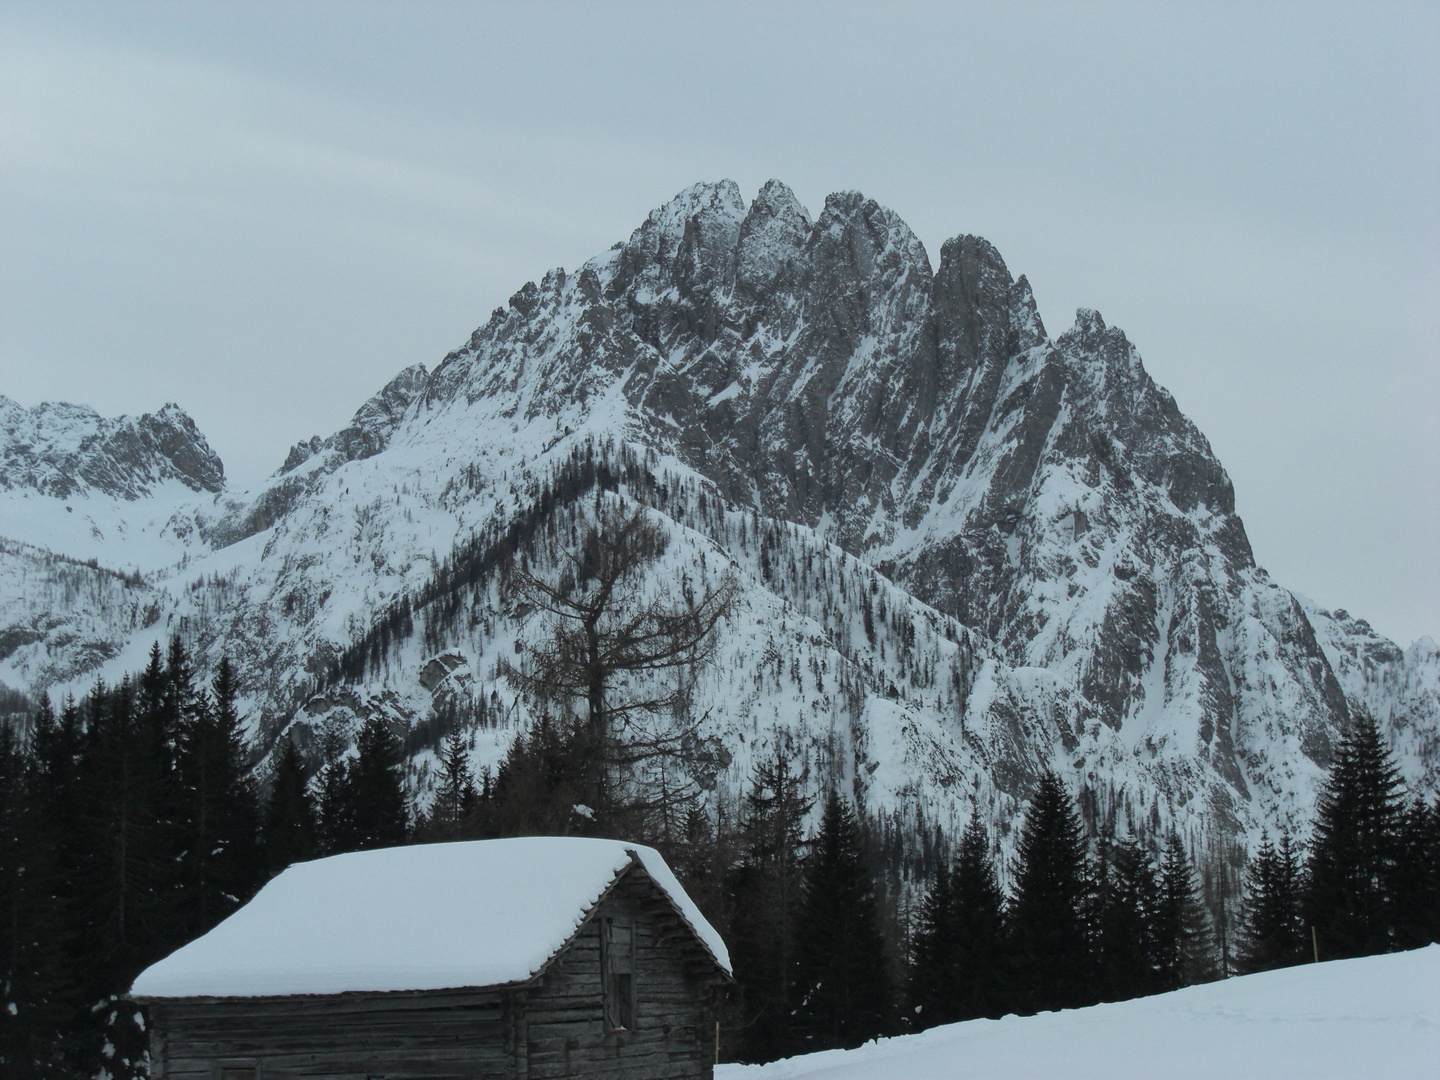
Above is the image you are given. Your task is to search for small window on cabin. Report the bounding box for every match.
[218,1068,256,1080]
[603,919,636,1031]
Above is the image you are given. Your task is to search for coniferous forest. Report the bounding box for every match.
[2,633,1438,1078]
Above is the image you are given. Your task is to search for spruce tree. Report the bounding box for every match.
[1392,798,1439,950]
[314,715,356,855]
[727,741,810,1062]
[3,700,83,1078]
[1093,837,1162,1002]
[427,730,478,840]
[911,816,1006,1026]
[0,715,38,1071]
[792,790,893,1052]
[24,695,87,1072]
[1238,831,1306,972]
[1304,712,1406,959]
[348,717,409,850]
[1007,769,1091,1013]
[176,659,261,937]
[474,714,589,839]
[263,737,317,874]
[69,680,161,1080]
[1154,833,1217,989]
[909,853,958,1025]
[76,679,152,981]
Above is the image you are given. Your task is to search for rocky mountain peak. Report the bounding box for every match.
[0,395,224,500]
[6,179,1433,868]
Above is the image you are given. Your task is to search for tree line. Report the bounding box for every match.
[0,635,428,1080]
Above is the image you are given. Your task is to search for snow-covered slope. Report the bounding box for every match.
[1,180,1435,865]
[716,945,1440,1080]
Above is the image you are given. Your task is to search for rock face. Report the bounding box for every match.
[0,397,224,500]
[1,180,1435,855]
[426,181,1385,812]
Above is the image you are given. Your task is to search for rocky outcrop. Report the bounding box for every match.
[0,397,224,499]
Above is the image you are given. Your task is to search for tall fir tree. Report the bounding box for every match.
[1392,798,1439,950]
[314,714,356,855]
[726,741,811,1062]
[1007,770,1091,1013]
[175,659,261,938]
[1154,833,1217,989]
[1091,837,1162,1003]
[347,717,409,850]
[910,816,1006,1027]
[24,695,88,1073]
[1238,831,1307,972]
[1304,712,1407,959]
[792,790,893,1053]
[426,730,478,841]
[0,714,47,1074]
[909,852,957,1025]
[263,736,317,874]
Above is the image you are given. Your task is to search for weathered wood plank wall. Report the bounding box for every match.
[146,866,724,1080]
[521,872,719,1079]
[151,990,513,1080]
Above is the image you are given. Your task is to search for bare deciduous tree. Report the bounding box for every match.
[504,497,737,830]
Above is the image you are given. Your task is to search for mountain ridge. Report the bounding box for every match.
[1,179,1434,867]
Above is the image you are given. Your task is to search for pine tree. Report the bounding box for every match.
[1154,833,1217,989]
[1304,712,1407,959]
[175,659,261,937]
[1092,837,1163,1002]
[474,714,589,839]
[348,717,409,850]
[1007,770,1091,1013]
[314,715,356,855]
[0,715,41,1071]
[2,705,78,1079]
[22,695,88,1073]
[727,741,811,1062]
[792,790,893,1052]
[1392,798,1439,950]
[427,730,478,841]
[910,816,1006,1027]
[909,854,957,1025]
[76,679,152,982]
[263,737,317,874]
[1238,831,1306,972]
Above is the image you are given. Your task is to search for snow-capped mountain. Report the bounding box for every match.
[1,180,1435,860]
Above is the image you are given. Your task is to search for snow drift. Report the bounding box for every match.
[718,945,1440,1080]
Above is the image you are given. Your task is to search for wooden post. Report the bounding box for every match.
[1312,925,1320,964]
[715,1020,720,1066]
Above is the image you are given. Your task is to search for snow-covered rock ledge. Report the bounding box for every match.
[719,945,1440,1080]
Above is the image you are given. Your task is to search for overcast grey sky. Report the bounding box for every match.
[1,2,1436,646]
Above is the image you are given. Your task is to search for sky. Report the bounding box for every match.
[1,2,1436,646]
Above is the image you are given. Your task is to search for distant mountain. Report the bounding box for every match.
[0,396,223,500]
[1,180,1434,864]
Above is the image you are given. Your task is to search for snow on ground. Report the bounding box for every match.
[719,945,1440,1080]
[130,837,729,999]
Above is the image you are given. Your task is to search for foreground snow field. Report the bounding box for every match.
[718,945,1440,1080]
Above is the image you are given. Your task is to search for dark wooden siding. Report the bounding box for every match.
[149,989,516,1080]
[519,869,721,1079]
[144,864,725,1080]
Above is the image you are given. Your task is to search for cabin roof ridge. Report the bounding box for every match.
[129,836,730,1001]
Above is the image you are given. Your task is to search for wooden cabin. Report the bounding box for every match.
[129,837,732,1080]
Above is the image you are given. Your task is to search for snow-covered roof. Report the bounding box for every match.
[130,837,730,1000]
